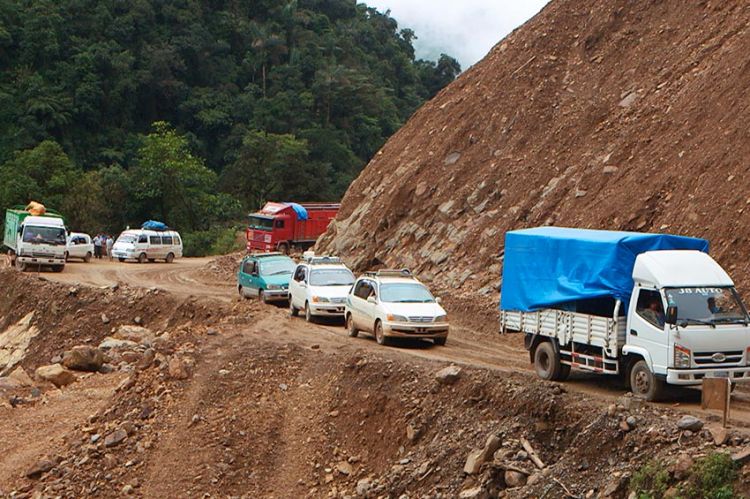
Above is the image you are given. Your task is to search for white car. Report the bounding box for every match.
[289,256,355,321]
[66,232,93,262]
[344,269,449,346]
[112,229,183,263]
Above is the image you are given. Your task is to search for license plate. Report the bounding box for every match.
[711,371,730,378]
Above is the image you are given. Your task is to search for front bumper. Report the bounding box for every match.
[263,289,289,301]
[667,366,750,385]
[383,322,449,339]
[310,303,346,316]
[18,255,65,265]
[113,251,134,259]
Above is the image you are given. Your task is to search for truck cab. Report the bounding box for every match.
[624,250,750,397]
[4,209,68,272]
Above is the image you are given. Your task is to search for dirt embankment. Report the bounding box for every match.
[2,266,750,497]
[317,0,750,312]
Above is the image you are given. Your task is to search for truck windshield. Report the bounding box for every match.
[22,226,66,245]
[260,259,295,276]
[310,269,355,286]
[249,216,273,231]
[665,287,749,325]
[380,283,435,303]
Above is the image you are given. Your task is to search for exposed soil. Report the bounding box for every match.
[316,0,750,309]
[2,261,750,497]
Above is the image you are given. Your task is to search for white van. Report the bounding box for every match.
[112,229,183,263]
[66,232,94,262]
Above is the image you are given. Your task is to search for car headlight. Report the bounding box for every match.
[312,296,329,303]
[674,344,691,368]
[434,315,448,323]
[386,314,408,322]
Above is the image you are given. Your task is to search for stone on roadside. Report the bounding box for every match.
[356,478,373,497]
[8,366,34,386]
[709,425,729,446]
[25,458,56,479]
[464,434,502,474]
[458,486,488,499]
[35,364,76,388]
[104,428,127,448]
[101,313,110,324]
[99,337,138,350]
[435,365,461,385]
[504,470,527,487]
[336,461,353,476]
[168,357,190,380]
[62,345,104,372]
[677,415,703,432]
[671,453,693,480]
[114,325,154,345]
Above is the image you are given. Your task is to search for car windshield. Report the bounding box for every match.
[22,225,66,245]
[665,287,749,325]
[249,216,273,231]
[310,269,355,286]
[260,259,295,276]
[117,235,136,244]
[380,282,435,303]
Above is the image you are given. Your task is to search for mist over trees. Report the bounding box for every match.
[0,0,459,253]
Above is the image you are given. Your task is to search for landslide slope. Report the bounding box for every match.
[317,0,750,303]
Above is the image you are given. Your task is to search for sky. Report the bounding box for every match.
[364,0,549,69]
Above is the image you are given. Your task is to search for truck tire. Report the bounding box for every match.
[534,341,563,381]
[138,253,147,264]
[346,314,359,337]
[630,359,665,401]
[15,259,26,272]
[374,320,390,346]
[52,265,64,273]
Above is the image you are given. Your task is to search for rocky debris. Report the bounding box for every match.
[464,434,502,474]
[435,364,461,385]
[709,425,729,446]
[35,363,76,387]
[677,415,703,432]
[25,458,57,479]
[0,312,39,375]
[99,337,138,350]
[114,325,155,345]
[670,453,694,481]
[8,366,34,386]
[101,313,110,324]
[336,461,353,476]
[168,356,190,380]
[355,478,373,497]
[504,469,527,487]
[62,345,104,372]
[458,486,488,499]
[104,428,127,448]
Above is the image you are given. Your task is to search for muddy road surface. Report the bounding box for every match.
[41,258,750,427]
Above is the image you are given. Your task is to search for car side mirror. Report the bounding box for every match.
[367,296,377,304]
[666,305,678,325]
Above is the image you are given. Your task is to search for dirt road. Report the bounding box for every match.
[41,258,750,427]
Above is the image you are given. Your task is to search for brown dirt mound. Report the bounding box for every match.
[196,251,244,283]
[317,0,750,314]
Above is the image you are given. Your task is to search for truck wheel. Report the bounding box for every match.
[290,300,299,317]
[375,320,390,346]
[305,302,314,322]
[534,342,562,381]
[84,252,92,263]
[346,314,359,338]
[630,359,665,401]
[165,252,175,263]
[52,265,64,273]
[138,253,147,264]
[15,259,26,272]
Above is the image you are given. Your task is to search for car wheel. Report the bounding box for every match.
[630,359,665,401]
[305,302,314,322]
[290,300,299,317]
[84,252,91,263]
[138,253,147,264]
[260,290,269,304]
[118,257,125,263]
[433,336,447,346]
[238,286,247,299]
[374,320,389,346]
[534,341,562,381]
[347,314,359,338]
[165,253,175,263]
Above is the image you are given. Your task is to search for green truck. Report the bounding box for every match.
[4,206,68,272]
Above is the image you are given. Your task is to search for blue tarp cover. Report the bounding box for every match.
[142,220,168,231]
[500,227,709,312]
[285,202,308,221]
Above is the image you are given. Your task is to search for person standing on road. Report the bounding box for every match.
[93,234,102,259]
[106,235,114,261]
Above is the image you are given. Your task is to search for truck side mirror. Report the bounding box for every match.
[666,305,678,325]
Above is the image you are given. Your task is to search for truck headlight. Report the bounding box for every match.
[386,314,408,322]
[674,344,691,368]
[435,314,448,323]
[312,296,329,303]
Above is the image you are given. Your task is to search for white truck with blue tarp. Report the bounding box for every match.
[499,227,750,400]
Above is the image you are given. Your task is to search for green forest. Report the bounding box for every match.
[0,0,459,254]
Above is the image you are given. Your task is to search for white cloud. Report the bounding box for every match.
[363,0,549,68]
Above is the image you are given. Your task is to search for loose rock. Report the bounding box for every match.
[62,345,104,372]
[435,365,461,384]
[35,364,76,388]
[677,415,703,432]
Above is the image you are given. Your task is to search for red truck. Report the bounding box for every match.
[246,202,340,253]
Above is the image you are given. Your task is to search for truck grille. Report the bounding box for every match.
[694,350,743,365]
[408,316,434,323]
[31,252,55,258]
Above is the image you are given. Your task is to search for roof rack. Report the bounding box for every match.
[304,255,343,265]
[364,268,413,278]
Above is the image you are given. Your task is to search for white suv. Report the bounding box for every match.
[344,269,449,346]
[289,256,355,322]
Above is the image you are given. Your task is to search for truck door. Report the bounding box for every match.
[628,287,669,375]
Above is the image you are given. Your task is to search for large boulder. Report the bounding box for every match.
[435,365,462,385]
[62,346,104,372]
[35,364,76,387]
